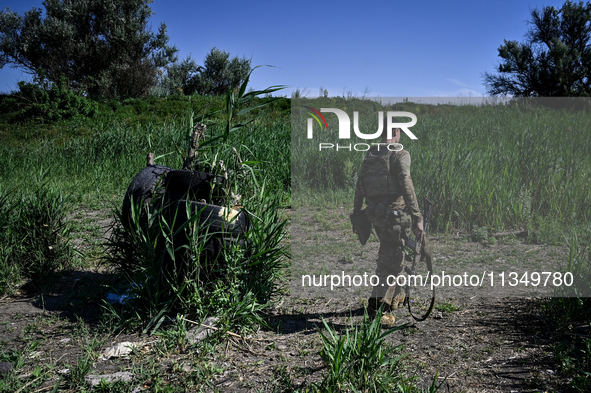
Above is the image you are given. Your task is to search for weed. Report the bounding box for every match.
[64,354,93,388]
[471,225,489,243]
[104,188,288,333]
[313,308,435,392]
[0,170,82,293]
[95,379,130,393]
[434,302,462,313]
[84,334,107,360]
[155,314,189,353]
[545,224,591,391]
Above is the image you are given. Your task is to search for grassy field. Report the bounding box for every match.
[292,97,591,237]
[0,94,291,208]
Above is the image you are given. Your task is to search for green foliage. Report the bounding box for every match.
[1,71,97,122]
[14,175,79,281]
[471,225,489,243]
[530,215,564,245]
[105,177,288,333]
[188,48,252,96]
[549,295,591,392]
[292,97,591,235]
[0,0,178,98]
[557,337,591,392]
[315,311,403,391]
[103,78,288,332]
[314,308,442,392]
[545,223,591,392]
[154,56,202,97]
[0,188,19,295]
[0,94,291,211]
[483,1,591,96]
[0,170,80,294]
[64,354,93,388]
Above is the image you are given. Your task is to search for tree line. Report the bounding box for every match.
[0,0,251,99]
[2,0,591,104]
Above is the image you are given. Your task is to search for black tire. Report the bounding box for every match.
[164,170,226,204]
[122,165,171,230]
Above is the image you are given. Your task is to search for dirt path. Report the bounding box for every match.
[0,291,564,392]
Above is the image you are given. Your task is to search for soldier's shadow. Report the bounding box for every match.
[267,306,416,335]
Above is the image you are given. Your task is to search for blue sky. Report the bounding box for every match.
[0,0,570,97]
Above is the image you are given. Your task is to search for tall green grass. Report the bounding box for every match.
[292,98,591,235]
[0,99,290,208]
[104,187,289,333]
[0,89,290,316]
[100,79,291,332]
[0,171,81,295]
[545,223,591,392]
[314,308,442,392]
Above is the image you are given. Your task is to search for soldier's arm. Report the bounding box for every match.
[353,176,364,212]
[395,151,423,228]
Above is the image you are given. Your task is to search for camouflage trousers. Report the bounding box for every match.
[368,210,411,308]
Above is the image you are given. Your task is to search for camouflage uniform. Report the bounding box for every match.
[353,143,423,309]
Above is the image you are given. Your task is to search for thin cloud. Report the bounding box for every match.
[447,79,474,88]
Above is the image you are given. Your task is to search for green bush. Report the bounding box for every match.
[1,71,97,122]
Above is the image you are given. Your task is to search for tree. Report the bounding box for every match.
[0,0,178,98]
[483,1,591,97]
[189,48,252,96]
[155,56,202,96]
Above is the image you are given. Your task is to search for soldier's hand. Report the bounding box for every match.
[413,222,424,243]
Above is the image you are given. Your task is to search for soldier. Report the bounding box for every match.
[352,118,424,318]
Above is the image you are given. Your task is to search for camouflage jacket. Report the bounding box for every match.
[353,143,423,228]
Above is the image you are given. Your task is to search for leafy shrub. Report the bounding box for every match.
[1,71,97,122]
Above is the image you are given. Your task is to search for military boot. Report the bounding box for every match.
[390,285,406,310]
[367,297,395,318]
[381,284,406,310]
[365,300,396,326]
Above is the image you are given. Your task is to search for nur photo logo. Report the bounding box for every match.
[303,108,418,151]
